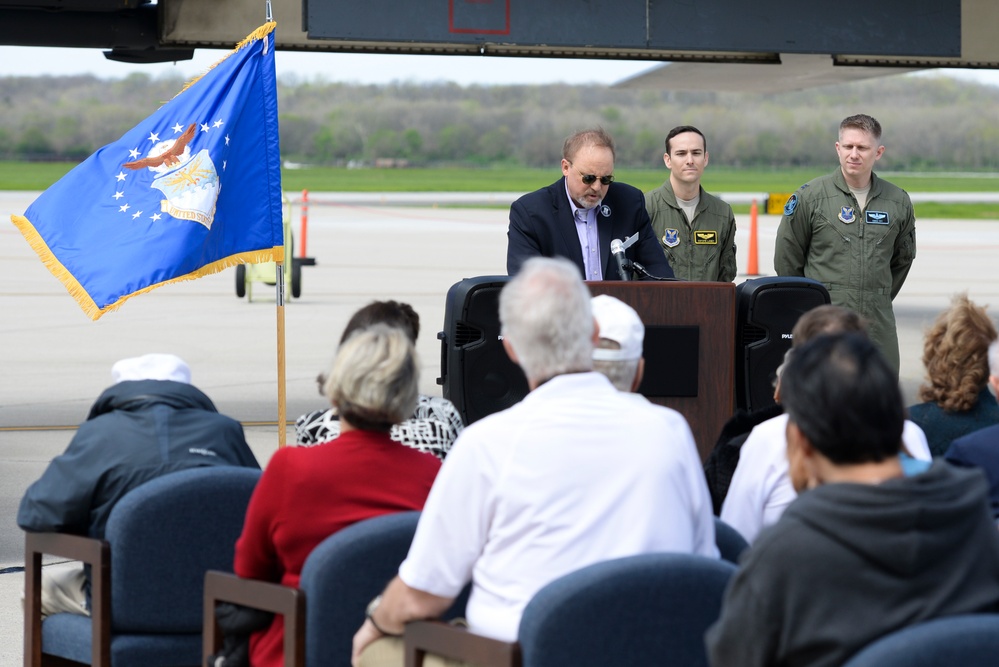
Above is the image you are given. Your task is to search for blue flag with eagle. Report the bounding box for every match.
[10,23,283,320]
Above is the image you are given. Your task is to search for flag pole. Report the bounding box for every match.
[266,0,283,447]
[275,261,287,447]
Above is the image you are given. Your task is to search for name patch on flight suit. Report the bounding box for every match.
[866,211,890,225]
[694,231,718,245]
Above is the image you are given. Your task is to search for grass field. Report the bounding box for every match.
[5,162,999,218]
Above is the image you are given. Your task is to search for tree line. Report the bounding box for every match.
[1,71,998,170]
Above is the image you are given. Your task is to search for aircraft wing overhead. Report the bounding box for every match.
[614,54,924,93]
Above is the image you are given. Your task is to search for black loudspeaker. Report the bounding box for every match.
[438,276,529,425]
[735,277,830,412]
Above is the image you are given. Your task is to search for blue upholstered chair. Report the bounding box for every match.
[714,517,749,564]
[841,614,999,667]
[405,552,738,667]
[24,466,261,667]
[205,510,468,667]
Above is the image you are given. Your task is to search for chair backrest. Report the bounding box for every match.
[713,517,749,564]
[105,466,260,633]
[841,614,999,667]
[517,553,737,667]
[299,511,421,667]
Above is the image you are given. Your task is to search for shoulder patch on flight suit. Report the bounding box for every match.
[694,230,718,244]
[784,194,798,216]
[662,228,680,248]
[865,210,890,225]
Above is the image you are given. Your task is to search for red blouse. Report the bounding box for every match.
[233,429,441,667]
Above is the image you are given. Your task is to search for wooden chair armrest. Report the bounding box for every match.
[24,531,111,667]
[203,570,305,667]
[404,620,521,667]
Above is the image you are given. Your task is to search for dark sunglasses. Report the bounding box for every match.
[570,162,614,186]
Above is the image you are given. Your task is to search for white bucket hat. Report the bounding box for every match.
[111,353,192,384]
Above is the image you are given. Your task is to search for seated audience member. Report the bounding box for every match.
[18,353,259,618]
[721,306,930,543]
[295,300,463,460]
[235,325,441,667]
[590,294,645,391]
[706,333,999,667]
[352,257,716,667]
[945,340,999,519]
[908,293,999,456]
[704,375,785,516]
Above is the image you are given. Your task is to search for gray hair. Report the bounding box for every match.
[500,257,594,384]
[990,340,999,378]
[593,339,640,391]
[323,324,419,432]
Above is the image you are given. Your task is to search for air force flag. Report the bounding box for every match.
[10,23,283,320]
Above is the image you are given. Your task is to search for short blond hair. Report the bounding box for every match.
[324,324,419,431]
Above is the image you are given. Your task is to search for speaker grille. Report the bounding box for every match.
[742,323,766,345]
[454,322,483,347]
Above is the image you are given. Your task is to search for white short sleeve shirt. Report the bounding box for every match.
[399,372,718,641]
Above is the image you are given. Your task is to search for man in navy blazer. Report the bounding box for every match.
[507,128,674,281]
[945,340,999,519]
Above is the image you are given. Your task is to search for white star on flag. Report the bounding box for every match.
[147,132,159,143]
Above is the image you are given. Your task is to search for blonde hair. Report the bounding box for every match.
[918,294,997,411]
[324,324,419,431]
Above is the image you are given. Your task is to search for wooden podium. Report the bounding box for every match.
[587,281,735,462]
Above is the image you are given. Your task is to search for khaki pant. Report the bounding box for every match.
[31,561,90,618]
[359,635,479,667]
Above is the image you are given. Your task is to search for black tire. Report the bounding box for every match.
[235,264,246,298]
[291,259,302,299]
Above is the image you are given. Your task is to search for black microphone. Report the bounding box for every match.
[610,238,630,281]
[630,260,683,282]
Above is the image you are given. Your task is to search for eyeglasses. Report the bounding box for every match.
[569,162,614,186]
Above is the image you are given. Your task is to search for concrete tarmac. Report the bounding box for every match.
[1,191,999,665]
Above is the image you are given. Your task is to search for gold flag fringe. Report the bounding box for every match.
[11,213,282,321]
[175,22,277,97]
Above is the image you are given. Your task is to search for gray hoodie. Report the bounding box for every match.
[706,461,999,667]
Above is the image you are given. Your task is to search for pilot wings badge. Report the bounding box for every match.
[865,210,890,225]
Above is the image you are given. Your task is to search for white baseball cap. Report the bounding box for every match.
[111,353,192,384]
[591,295,644,361]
